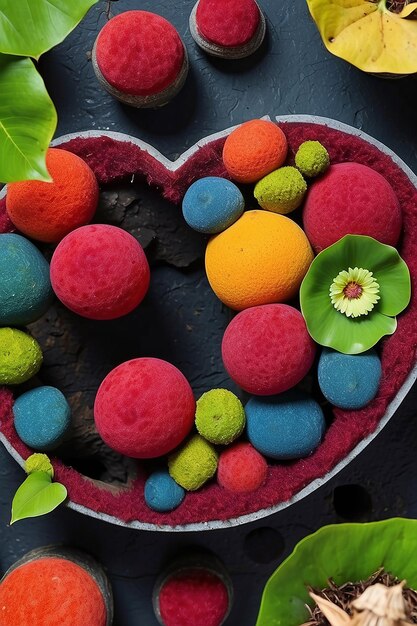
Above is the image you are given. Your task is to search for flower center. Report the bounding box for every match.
[329,267,380,318]
[343,281,363,300]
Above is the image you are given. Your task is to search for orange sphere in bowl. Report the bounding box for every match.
[222,119,288,183]
[205,210,314,310]
[6,148,99,243]
[0,557,107,626]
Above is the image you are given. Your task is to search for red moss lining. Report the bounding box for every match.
[1,121,416,526]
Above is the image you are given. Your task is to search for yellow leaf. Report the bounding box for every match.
[399,2,417,17]
[306,0,417,73]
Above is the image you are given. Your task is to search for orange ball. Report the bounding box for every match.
[205,210,313,310]
[6,148,99,243]
[0,558,107,626]
[222,119,288,183]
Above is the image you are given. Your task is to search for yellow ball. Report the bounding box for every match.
[205,210,314,310]
[0,328,43,384]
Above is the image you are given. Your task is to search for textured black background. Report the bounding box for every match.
[1,1,417,625]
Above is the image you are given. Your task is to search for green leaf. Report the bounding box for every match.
[0,55,57,182]
[337,235,411,316]
[302,291,397,354]
[256,518,417,626]
[11,471,67,524]
[300,235,411,354]
[0,0,98,59]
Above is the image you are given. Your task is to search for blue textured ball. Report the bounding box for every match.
[318,348,382,409]
[246,390,325,460]
[182,177,245,233]
[13,386,71,451]
[0,233,53,326]
[144,470,185,512]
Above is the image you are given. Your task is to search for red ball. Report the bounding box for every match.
[94,358,195,458]
[50,224,150,320]
[218,442,267,493]
[303,162,402,253]
[221,304,316,395]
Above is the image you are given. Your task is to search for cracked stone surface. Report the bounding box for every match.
[1,0,417,625]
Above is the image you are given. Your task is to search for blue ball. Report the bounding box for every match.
[182,177,245,234]
[246,390,325,460]
[13,386,71,451]
[318,348,382,410]
[0,233,53,326]
[144,470,185,512]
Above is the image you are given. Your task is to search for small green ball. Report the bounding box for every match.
[25,453,54,478]
[0,327,42,384]
[254,166,307,214]
[195,388,245,445]
[295,140,330,177]
[168,434,218,491]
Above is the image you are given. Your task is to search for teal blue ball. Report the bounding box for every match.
[0,233,53,325]
[182,177,245,234]
[144,470,185,512]
[13,386,71,451]
[246,390,325,460]
[318,348,382,409]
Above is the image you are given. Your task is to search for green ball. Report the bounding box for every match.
[168,434,218,491]
[254,166,307,214]
[0,327,43,384]
[195,388,245,445]
[25,453,54,478]
[295,140,330,177]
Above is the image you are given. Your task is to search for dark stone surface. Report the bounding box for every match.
[1,0,417,625]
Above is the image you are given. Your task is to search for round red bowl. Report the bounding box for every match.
[92,11,189,108]
[189,0,266,59]
[1,115,417,531]
[152,552,233,626]
[0,545,113,626]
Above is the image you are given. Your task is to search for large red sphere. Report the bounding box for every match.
[221,304,316,395]
[50,224,150,320]
[303,162,402,252]
[94,358,195,458]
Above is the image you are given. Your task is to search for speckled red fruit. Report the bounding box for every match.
[196,0,260,47]
[0,558,106,626]
[303,162,402,252]
[95,11,185,96]
[50,224,150,320]
[218,442,267,493]
[222,304,316,395]
[94,358,195,458]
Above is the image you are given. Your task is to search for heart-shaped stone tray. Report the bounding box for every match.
[1,115,417,531]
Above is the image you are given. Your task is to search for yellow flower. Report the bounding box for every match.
[330,267,380,318]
